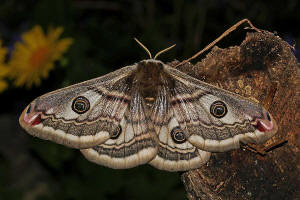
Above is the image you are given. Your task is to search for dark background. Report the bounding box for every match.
[0,0,299,200]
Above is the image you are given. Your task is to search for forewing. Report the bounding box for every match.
[19,65,136,148]
[164,65,277,152]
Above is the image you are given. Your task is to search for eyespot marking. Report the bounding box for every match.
[171,126,186,144]
[110,125,122,139]
[210,100,228,118]
[72,96,90,114]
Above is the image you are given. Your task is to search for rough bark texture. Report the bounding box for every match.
[172,31,300,200]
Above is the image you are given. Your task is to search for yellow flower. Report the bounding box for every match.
[0,41,9,93]
[9,25,73,88]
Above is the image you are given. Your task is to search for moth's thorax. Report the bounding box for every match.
[135,59,168,98]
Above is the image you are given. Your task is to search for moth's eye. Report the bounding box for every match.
[110,125,122,139]
[171,126,186,144]
[210,101,227,118]
[72,96,90,114]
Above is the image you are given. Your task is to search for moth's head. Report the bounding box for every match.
[137,59,164,73]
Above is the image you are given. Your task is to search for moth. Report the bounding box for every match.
[19,57,277,171]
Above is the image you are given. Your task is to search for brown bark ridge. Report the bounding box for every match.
[170,31,300,200]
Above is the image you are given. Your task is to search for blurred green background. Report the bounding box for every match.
[0,0,299,200]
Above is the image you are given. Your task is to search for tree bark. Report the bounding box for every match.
[172,31,300,200]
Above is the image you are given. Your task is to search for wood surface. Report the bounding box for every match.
[171,31,300,200]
